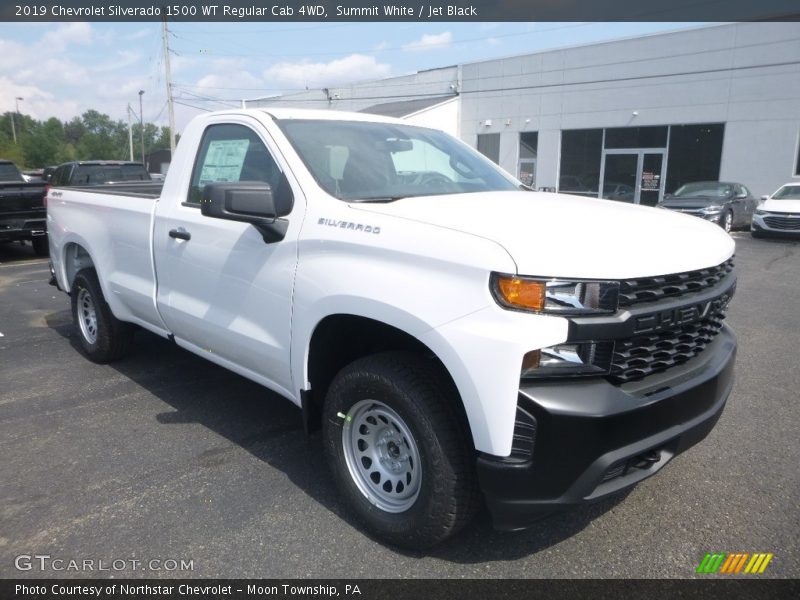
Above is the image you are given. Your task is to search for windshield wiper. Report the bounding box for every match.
[351,196,410,203]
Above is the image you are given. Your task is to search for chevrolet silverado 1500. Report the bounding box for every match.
[48,109,737,549]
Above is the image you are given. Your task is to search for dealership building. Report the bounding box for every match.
[247,22,800,202]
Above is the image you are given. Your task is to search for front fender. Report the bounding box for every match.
[420,305,568,456]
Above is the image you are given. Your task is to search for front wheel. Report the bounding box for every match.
[70,268,133,363]
[721,210,733,233]
[322,352,479,549]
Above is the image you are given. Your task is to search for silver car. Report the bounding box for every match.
[751,183,800,238]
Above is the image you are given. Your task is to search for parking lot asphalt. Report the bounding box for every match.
[1,234,798,579]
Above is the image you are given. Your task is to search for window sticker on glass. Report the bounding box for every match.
[199,139,250,185]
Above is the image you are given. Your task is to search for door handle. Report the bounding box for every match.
[169,228,191,241]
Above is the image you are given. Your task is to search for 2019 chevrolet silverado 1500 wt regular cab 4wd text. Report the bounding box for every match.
[47,109,737,549]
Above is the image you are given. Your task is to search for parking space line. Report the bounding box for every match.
[0,259,50,268]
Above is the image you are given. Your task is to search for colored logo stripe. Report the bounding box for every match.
[697,552,773,574]
[745,553,773,574]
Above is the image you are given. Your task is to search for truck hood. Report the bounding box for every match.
[351,191,735,279]
[762,199,800,214]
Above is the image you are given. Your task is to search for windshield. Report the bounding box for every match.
[673,182,733,198]
[772,185,800,200]
[0,163,23,182]
[278,119,519,201]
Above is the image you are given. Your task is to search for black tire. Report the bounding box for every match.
[322,352,479,550]
[31,235,49,257]
[751,229,765,239]
[721,210,733,233]
[70,268,133,363]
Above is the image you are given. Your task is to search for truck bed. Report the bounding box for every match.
[48,183,163,331]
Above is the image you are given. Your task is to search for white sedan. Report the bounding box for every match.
[751,183,800,238]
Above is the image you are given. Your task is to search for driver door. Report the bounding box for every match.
[153,119,302,397]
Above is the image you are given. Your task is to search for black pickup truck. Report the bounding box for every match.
[0,160,48,256]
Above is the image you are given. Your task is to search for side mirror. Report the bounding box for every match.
[664,193,672,199]
[760,195,770,201]
[201,181,288,243]
[735,192,747,199]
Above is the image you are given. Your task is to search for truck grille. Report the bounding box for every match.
[618,258,734,307]
[609,310,726,383]
[764,214,800,230]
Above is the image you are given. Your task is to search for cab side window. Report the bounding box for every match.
[52,165,68,186]
[187,124,283,205]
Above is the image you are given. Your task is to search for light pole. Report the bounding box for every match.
[126,104,134,162]
[138,90,145,166]
[10,96,23,144]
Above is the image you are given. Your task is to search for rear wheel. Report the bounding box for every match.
[322,352,479,549]
[70,268,133,362]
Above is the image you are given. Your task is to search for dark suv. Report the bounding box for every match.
[49,161,151,187]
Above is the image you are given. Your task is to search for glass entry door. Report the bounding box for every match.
[518,158,536,189]
[600,149,665,205]
[638,153,664,206]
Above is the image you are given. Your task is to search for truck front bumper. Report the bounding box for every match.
[477,324,736,531]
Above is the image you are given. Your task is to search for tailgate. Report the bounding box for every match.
[0,184,46,216]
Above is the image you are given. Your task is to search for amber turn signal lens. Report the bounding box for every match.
[495,276,546,311]
[521,350,541,375]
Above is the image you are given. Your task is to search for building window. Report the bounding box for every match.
[518,132,538,188]
[477,133,501,164]
[559,129,602,196]
[665,124,724,194]
[604,126,668,149]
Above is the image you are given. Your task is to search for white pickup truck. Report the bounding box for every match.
[48,109,737,549]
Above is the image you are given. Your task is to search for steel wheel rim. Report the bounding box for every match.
[342,399,422,513]
[77,288,98,345]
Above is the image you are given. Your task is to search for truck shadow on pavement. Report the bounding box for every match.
[0,241,42,263]
[46,316,629,562]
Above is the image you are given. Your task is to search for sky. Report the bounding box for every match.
[0,21,712,133]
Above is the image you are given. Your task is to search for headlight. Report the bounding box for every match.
[702,205,723,214]
[491,273,619,315]
[754,208,767,216]
[521,342,613,378]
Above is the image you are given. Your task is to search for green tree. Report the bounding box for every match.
[76,110,127,160]
[22,117,67,167]
[0,112,29,166]
[0,108,175,168]
[64,117,86,146]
